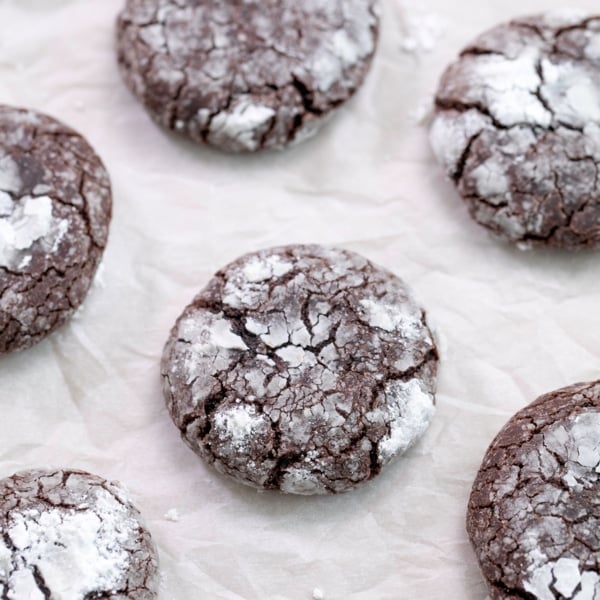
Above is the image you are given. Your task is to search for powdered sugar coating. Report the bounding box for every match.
[0,196,68,270]
[162,245,438,495]
[468,381,600,599]
[430,13,600,249]
[0,469,159,599]
[0,106,111,354]
[116,0,379,152]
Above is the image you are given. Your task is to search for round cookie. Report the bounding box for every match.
[0,468,159,599]
[430,11,600,249]
[161,245,438,495]
[0,106,111,354]
[468,380,600,599]
[116,0,379,152]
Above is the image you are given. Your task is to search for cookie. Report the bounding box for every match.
[0,106,111,354]
[161,245,438,495]
[116,0,379,152]
[0,468,159,599]
[430,11,600,249]
[467,380,600,599]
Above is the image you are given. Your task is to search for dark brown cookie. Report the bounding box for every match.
[0,106,111,354]
[116,0,379,152]
[467,380,600,599]
[0,468,159,599]
[430,12,600,249]
[161,245,438,495]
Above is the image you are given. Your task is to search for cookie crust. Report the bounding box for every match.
[0,469,159,599]
[161,245,438,495]
[430,12,600,249]
[116,0,379,152]
[0,106,111,354]
[468,380,600,599]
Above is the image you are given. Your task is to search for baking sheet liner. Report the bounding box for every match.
[1,0,600,598]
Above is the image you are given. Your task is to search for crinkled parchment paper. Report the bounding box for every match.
[1,0,600,598]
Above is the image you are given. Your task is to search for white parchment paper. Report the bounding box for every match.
[1,0,600,598]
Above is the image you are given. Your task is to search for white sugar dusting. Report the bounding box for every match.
[0,152,21,193]
[275,345,311,368]
[0,538,11,579]
[309,0,376,92]
[245,317,269,336]
[0,191,12,215]
[214,404,267,449]
[585,35,600,61]
[469,48,551,128]
[259,319,290,348]
[359,297,423,339]
[313,587,325,599]
[518,412,600,599]
[209,98,275,152]
[471,157,510,198]
[280,466,322,495]
[524,556,600,600]
[4,489,135,599]
[177,312,248,397]
[0,195,67,269]
[541,59,600,128]
[429,109,490,175]
[432,18,600,179]
[377,379,435,463]
[223,253,294,308]
[242,254,293,283]
[180,313,247,358]
[553,413,600,486]
[210,318,248,351]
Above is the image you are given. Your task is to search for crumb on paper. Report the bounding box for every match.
[312,588,324,600]
[397,1,445,55]
[164,508,180,522]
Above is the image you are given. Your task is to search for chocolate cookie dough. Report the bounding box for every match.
[161,245,438,495]
[0,468,159,599]
[468,380,600,599]
[430,11,600,249]
[116,0,379,152]
[0,106,111,354]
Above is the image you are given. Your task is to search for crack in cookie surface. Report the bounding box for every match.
[161,245,438,495]
[467,380,600,599]
[0,469,159,599]
[0,106,111,354]
[116,0,379,152]
[430,11,600,249]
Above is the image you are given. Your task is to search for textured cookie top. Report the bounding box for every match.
[0,469,159,599]
[468,381,600,600]
[116,0,379,152]
[0,106,111,354]
[162,245,438,495]
[430,12,600,249]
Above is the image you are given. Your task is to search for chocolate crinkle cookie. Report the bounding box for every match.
[116,0,379,152]
[0,469,159,599]
[161,245,438,495]
[430,11,600,249]
[0,106,111,354]
[468,380,600,599]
